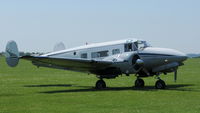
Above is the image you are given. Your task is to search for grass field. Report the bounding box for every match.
[0,57,200,113]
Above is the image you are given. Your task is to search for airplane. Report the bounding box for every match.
[5,39,188,89]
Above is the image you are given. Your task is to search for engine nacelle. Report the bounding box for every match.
[102,52,144,74]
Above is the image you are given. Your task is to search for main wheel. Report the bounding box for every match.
[95,80,106,89]
[135,79,145,87]
[155,79,166,89]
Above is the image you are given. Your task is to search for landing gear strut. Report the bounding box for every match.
[135,78,145,88]
[155,79,166,89]
[95,80,106,89]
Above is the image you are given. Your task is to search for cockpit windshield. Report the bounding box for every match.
[134,40,151,50]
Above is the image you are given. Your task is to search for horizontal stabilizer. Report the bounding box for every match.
[5,40,19,67]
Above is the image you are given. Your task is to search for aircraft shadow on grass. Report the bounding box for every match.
[24,84,73,87]
[24,84,199,94]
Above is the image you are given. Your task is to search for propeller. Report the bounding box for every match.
[132,55,142,70]
[174,70,177,82]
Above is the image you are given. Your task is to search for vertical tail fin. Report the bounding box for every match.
[5,40,19,67]
[53,42,66,52]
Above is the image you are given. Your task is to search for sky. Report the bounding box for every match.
[0,0,200,53]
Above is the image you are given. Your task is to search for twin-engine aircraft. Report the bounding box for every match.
[5,39,187,89]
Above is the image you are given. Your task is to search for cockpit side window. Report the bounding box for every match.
[124,43,137,52]
[134,41,151,50]
[124,43,132,52]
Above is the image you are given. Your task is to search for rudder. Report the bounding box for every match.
[5,40,19,67]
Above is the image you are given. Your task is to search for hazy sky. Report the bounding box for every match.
[0,0,200,53]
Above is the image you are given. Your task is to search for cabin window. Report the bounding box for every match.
[73,52,76,55]
[91,52,100,58]
[91,50,109,58]
[112,49,120,55]
[81,53,87,59]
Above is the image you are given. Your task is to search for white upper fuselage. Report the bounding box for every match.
[43,39,137,59]
[43,39,186,59]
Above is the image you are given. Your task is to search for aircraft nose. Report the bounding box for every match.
[180,53,188,61]
[173,50,188,62]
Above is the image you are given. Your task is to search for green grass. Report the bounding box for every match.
[0,57,200,113]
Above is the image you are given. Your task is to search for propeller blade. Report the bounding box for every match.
[174,70,177,82]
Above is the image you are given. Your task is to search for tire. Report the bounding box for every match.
[155,80,166,89]
[135,79,145,87]
[95,80,106,89]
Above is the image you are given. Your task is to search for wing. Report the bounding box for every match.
[21,56,113,73]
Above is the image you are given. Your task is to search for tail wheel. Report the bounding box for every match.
[155,80,166,89]
[95,80,106,89]
[135,79,145,87]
